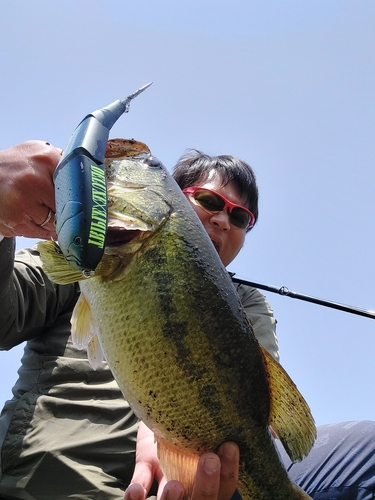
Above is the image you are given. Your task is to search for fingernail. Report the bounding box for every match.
[165,484,184,500]
[204,457,219,474]
[125,483,147,500]
[221,442,237,459]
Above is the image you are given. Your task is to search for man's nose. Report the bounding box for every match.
[210,210,231,230]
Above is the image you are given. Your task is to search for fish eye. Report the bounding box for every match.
[144,156,162,169]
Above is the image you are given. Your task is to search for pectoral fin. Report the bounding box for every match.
[260,345,316,462]
[37,240,83,284]
[38,240,125,282]
[71,293,94,348]
[71,292,106,370]
[87,333,106,370]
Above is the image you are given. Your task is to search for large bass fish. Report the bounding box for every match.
[39,139,316,500]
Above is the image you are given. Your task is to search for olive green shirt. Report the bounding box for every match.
[0,238,278,500]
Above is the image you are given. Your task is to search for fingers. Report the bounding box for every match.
[190,453,221,500]
[125,480,185,500]
[190,443,239,500]
[126,422,240,500]
[0,207,57,240]
[124,482,148,500]
[21,142,58,217]
[26,141,61,213]
[0,212,56,240]
[125,459,155,500]
[159,480,184,500]
[24,140,62,175]
[33,210,58,240]
[216,443,239,500]
[0,140,60,239]
[125,422,163,500]
[36,208,56,233]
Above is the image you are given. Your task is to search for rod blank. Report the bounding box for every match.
[231,276,375,320]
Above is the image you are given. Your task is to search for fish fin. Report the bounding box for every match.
[71,293,106,370]
[260,345,316,462]
[37,240,84,284]
[87,334,106,370]
[156,437,199,498]
[38,240,124,282]
[71,293,95,348]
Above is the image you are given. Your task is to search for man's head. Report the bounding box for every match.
[173,150,259,266]
[172,150,259,229]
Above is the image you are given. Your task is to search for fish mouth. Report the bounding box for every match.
[105,227,141,247]
[105,212,151,247]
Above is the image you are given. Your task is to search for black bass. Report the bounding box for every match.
[38,139,316,500]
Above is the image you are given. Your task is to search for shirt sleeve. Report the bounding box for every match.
[234,281,279,362]
[0,238,79,350]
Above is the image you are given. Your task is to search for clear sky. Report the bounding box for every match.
[1,1,374,427]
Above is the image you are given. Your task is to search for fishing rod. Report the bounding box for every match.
[231,275,375,320]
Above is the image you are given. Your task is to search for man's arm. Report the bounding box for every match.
[0,140,60,240]
[0,141,76,350]
[234,282,279,361]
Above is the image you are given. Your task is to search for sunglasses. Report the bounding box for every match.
[182,186,255,229]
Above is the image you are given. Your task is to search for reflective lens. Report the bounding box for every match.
[182,186,255,229]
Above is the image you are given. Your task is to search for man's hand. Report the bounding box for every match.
[0,140,61,240]
[125,422,239,500]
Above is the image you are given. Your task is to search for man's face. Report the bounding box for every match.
[184,173,248,267]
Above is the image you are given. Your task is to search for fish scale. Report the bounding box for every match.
[39,138,315,499]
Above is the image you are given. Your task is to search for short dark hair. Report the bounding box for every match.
[172,150,259,230]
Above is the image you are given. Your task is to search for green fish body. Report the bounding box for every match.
[39,139,315,500]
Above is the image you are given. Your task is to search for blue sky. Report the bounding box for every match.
[1,1,374,427]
